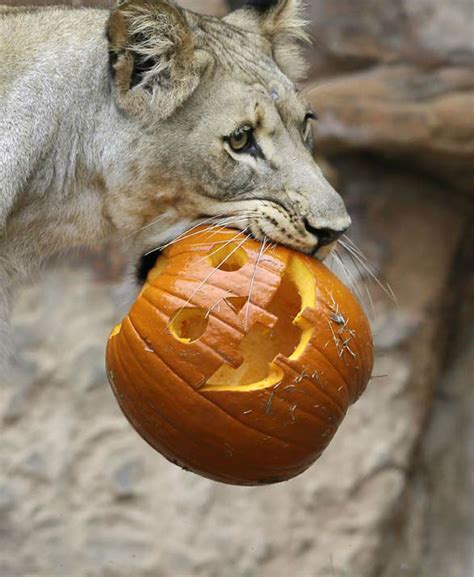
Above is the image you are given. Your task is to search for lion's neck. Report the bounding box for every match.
[0,17,148,268]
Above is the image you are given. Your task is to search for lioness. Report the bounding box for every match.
[0,0,350,370]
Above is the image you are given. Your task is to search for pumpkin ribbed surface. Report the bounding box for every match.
[107,227,374,485]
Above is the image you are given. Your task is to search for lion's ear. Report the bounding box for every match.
[225,0,309,82]
[107,0,202,119]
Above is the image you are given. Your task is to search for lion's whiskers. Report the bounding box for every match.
[338,238,397,305]
[332,247,365,305]
[143,213,253,257]
[127,212,170,238]
[197,227,249,265]
[244,236,267,331]
[163,233,251,333]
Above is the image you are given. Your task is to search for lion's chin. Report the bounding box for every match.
[312,241,337,262]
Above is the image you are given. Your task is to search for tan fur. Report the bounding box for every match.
[0,0,350,372]
[224,0,310,81]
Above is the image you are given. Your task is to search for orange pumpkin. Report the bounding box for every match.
[106,227,374,485]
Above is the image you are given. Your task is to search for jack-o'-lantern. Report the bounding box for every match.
[106,227,374,485]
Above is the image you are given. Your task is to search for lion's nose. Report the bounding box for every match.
[304,220,348,247]
[316,227,345,247]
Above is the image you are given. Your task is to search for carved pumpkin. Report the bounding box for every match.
[106,227,374,485]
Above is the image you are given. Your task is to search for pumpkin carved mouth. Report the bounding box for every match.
[202,255,316,392]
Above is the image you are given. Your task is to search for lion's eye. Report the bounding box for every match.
[228,126,254,153]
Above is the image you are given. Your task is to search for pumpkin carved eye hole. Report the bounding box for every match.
[169,307,209,343]
[207,243,248,272]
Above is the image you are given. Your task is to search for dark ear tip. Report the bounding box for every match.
[227,0,278,13]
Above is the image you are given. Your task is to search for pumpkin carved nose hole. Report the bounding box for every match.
[226,296,248,314]
[169,307,209,343]
[207,243,248,272]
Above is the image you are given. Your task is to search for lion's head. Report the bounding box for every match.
[104,0,351,281]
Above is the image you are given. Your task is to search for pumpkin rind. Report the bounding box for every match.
[106,227,374,485]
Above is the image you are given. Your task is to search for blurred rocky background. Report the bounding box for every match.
[1,1,473,576]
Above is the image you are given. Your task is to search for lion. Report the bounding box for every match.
[0,0,350,371]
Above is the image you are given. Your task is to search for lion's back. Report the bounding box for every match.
[0,5,107,97]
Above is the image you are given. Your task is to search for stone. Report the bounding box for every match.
[306,0,474,71]
[380,230,474,577]
[0,483,16,516]
[1,359,39,423]
[372,309,420,351]
[110,457,143,499]
[309,65,474,192]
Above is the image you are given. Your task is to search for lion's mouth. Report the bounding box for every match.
[136,249,163,285]
[135,220,253,285]
[311,241,338,262]
[136,230,333,286]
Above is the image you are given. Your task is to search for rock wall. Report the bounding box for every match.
[1,1,472,576]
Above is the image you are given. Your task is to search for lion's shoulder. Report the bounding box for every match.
[0,5,107,91]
